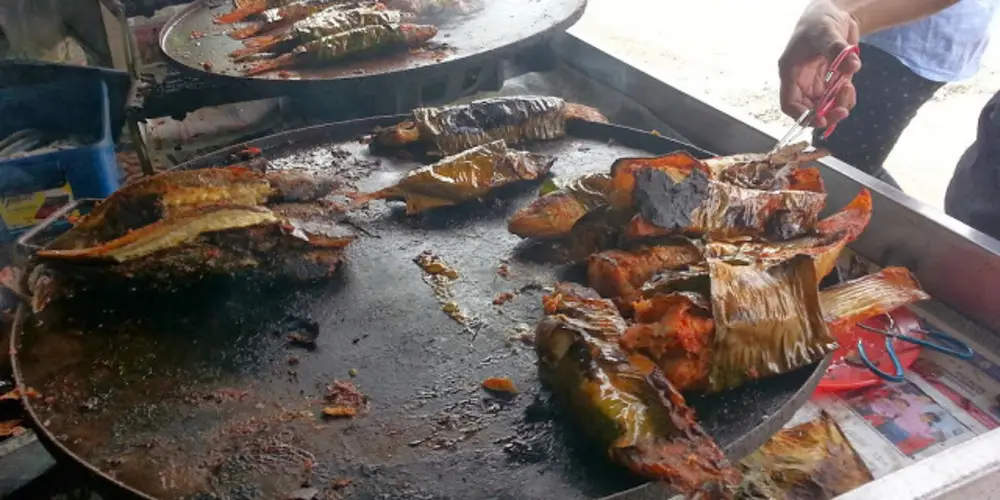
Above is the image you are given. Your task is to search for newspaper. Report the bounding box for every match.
[780,250,1000,487]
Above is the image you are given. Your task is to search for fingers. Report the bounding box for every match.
[780,75,809,119]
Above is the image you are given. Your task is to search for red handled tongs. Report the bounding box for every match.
[771,44,860,154]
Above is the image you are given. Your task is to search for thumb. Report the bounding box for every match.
[817,23,861,74]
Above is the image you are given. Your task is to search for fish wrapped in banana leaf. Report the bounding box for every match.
[231,6,405,60]
[736,412,873,500]
[708,255,834,392]
[536,283,741,497]
[245,23,438,75]
[216,0,328,24]
[624,165,827,241]
[229,0,361,39]
[507,172,613,239]
[27,167,353,313]
[372,95,608,156]
[354,139,555,215]
[703,142,829,192]
[705,189,872,279]
[586,241,704,313]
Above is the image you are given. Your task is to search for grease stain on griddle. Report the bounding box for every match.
[414,250,476,329]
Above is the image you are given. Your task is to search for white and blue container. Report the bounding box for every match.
[0,76,122,241]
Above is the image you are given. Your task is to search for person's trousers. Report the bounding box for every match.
[813,43,945,188]
[945,90,1000,240]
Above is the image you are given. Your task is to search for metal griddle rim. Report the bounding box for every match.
[158,0,588,87]
[10,115,827,500]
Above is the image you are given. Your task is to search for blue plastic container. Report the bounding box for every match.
[0,77,122,241]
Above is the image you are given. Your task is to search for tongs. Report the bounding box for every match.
[771,45,860,154]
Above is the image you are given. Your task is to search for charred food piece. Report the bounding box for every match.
[229,0,364,39]
[45,167,339,252]
[373,95,608,156]
[706,189,872,279]
[355,140,556,215]
[536,283,741,497]
[245,23,438,75]
[508,172,613,239]
[216,0,308,24]
[626,166,826,241]
[586,242,704,314]
[703,142,829,192]
[232,6,404,60]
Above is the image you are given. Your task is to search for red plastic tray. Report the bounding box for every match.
[818,308,925,391]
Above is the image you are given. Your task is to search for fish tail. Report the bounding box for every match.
[243,33,285,49]
[564,103,609,123]
[215,0,267,24]
[244,52,297,76]
[400,24,438,46]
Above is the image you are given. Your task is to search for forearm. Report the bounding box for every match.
[828,0,960,35]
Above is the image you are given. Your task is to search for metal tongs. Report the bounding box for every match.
[856,313,974,383]
[771,45,861,154]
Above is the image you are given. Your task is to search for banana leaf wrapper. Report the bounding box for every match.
[625,169,826,242]
[358,140,555,215]
[537,283,741,497]
[703,142,829,192]
[736,412,872,500]
[28,204,355,313]
[507,172,613,239]
[820,266,930,336]
[45,167,340,252]
[586,241,704,314]
[375,95,607,156]
[705,189,872,279]
[707,255,835,392]
[621,291,716,391]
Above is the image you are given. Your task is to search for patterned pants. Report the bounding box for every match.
[813,43,946,188]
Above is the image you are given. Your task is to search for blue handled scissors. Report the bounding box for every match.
[856,313,974,383]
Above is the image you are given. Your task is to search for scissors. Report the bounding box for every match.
[855,313,974,383]
[771,45,861,154]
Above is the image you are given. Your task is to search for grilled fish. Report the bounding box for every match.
[536,283,741,497]
[232,6,405,60]
[372,95,608,157]
[587,242,704,314]
[44,167,339,252]
[229,0,372,39]
[702,142,829,192]
[245,23,438,76]
[216,0,354,25]
[385,0,473,16]
[354,139,555,215]
[705,189,872,279]
[507,172,613,239]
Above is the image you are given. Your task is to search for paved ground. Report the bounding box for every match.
[570,0,1000,209]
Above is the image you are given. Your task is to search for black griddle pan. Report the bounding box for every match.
[159,0,586,88]
[11,116,827,500]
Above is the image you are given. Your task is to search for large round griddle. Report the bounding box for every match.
[11,116,826,500]
[159,0,587,86]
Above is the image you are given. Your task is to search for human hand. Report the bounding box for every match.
[778,0,862,129]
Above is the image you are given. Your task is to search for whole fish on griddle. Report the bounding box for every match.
[229,0,369,39]
[216,0,350,25]
[231,6,406,60]
[354,139,555,215]
[372,96,608,157]
[244,23,438,75]
[536,282,741,498]
[385,0,474,16]
[26,167,354,313]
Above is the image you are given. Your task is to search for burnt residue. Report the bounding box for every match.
[634,167,710,230]
[14,117,822,500]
